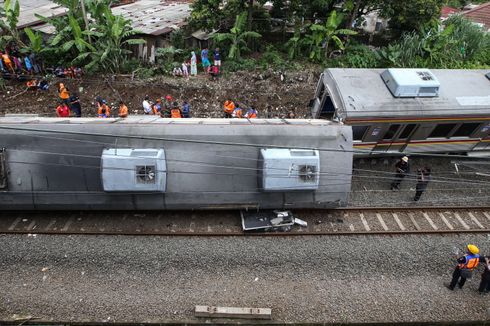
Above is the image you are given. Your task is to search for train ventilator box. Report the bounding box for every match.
[259,148,320,191]
[101,148,167,192]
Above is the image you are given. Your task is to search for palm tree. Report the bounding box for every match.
[212,12,261,60]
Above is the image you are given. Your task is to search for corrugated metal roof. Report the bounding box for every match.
[5,0,190,35]
[1,0,67,28]
[322,68,490,119]
[112,0,190,35]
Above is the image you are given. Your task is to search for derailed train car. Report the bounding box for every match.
[0,116,353,210]
[311,68,490,155]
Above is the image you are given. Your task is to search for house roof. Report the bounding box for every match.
[1,0,67,28]
[112,0,191,36]
[441,6,460,18]
[462,2,490,30]
[7,0,190,35]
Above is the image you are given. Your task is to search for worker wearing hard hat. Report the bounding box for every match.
[390,156,409,191]
[447,244,480,290]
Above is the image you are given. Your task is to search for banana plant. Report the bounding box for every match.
[0,0,23,48]
[212,12,261,60]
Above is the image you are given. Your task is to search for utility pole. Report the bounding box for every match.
[80,0,91,43]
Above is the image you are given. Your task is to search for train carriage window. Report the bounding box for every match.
[382,124,401,140]
[428,123,457,138]
[398,124,417,139]
[352,126,368,141]
[452,123,480,137]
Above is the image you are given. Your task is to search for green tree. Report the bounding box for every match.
[303,10,357,61]
[212,12,261,60]
[0,0,22,48]
[381,0,443,34]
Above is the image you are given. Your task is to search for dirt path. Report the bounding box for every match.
[0,69,319,118]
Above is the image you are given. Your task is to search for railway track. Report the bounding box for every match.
[0,207,490,236]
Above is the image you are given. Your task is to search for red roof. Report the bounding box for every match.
[462,2,490,30]
[441,6,460,18]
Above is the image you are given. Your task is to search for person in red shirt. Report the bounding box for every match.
[56,102,70,117]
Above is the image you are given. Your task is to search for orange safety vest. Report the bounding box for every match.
[98,104,110,117]
[26,80,37,88]
[59,84,69,99]
[118,105,128,118]
[170,108,182,118]
[224,101,235,114]
[458,254,480,270]
[2,54,11,64]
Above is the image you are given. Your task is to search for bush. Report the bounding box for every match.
[222,58,257,72]
[330,44,380,68]
[258,46,287,70]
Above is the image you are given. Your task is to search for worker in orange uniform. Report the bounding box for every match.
[232,105,242,118]
[245,107,258,118]
[56,101,70,117]
[98,100,110,118]
[58,82,70,103]
[118,101,128,118]
[447,244,480,290]
[170,102,182,118]
[1,51,15,74]
[223,100,235,118]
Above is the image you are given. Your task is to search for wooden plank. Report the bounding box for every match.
[392,213,405,231]
[8,217,21,231]
[195,305,272,319]
[483,211,490,222]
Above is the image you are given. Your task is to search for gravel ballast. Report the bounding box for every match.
[0,234,489,324]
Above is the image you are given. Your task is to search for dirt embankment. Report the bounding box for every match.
[0,69,320,118]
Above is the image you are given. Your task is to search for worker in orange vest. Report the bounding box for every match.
[170,101,182,118]
[58,83,70,103]
[245,107,258,118]
[447,244,480,290]
[232,106,243,118]
[223,100,235,118]
[118,101,128,118]
[98,100,111,118]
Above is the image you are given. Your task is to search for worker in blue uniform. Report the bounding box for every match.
[447,244,480,290]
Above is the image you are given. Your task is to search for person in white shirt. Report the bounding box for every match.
[142,95,152,115]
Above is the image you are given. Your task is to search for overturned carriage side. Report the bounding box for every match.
[0,117,353,210]
[312,68,490,155]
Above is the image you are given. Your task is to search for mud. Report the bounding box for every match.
[0,69,320,118]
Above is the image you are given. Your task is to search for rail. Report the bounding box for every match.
[0,206,489,236]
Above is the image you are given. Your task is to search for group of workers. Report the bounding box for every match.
[1,48,42,76]
[142,95,190,118]
[448,244,490,294]
[390,156,431,201]
[223,100,258,119]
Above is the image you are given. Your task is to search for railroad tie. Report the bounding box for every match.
[376,213,388,231]
[454,213,470,230]
[391,213,405,231]
[359,213,370,231]
[438,213,453,230]
[408,213,421,231]
[423,213,438,230]
[468,212,484,229]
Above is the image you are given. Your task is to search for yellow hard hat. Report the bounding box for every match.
[467,244,479,255]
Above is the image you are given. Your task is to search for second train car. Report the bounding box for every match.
[312,68,490,155]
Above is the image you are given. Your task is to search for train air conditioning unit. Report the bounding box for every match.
[101,148,167,192]
[259,149,320,191]
[381,68,440,98]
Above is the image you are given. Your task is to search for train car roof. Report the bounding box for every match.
[323,68,490,120]
[0,116,340,126]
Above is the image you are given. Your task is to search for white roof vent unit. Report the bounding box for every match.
[101,148,167,192]
[381,68,440,97]
[259,149,320,191]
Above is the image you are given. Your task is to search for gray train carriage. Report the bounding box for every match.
[311,68,490,155]
[0,116,353,210]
